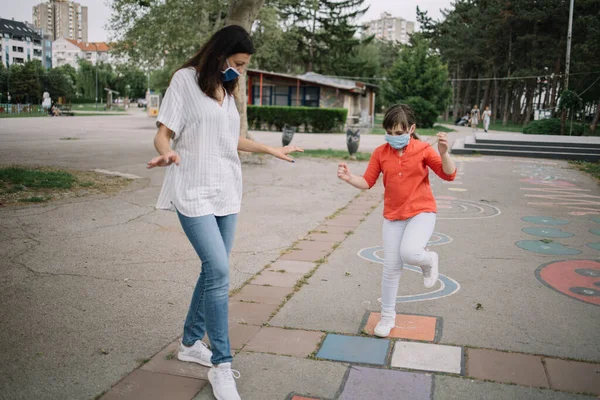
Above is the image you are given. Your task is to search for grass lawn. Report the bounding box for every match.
[0,112,48,119]
[569,161,600,181]
[371,114,455,135]
[371,124,454,136]
[294,148,372,161]
[0,166,133,206]
[72,104,126,112]
[72,113,126,117]
[436,116,525,133]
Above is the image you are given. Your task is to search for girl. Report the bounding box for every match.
[337,104,456,338]
[147,26,302,400]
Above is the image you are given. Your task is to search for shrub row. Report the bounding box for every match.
[247,106,348,133]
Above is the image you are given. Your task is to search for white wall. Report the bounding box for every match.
[52,38,80,69]
[1,36,43,67]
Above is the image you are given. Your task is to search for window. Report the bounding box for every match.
[252,85,273,106]
[274,86,290,106]
[290,86,320,107]
[13,57,24,63]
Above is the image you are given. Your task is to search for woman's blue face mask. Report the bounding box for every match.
[221,59,241,82]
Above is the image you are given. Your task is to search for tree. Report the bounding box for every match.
[109,0,265,138]
[383,34,451,116]
[225,0,266,138]
[276,0,369,73]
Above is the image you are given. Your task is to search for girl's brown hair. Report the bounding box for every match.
[177,25,255,100]
[382,104,420,140]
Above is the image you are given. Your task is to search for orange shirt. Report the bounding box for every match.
[363,139,457,221]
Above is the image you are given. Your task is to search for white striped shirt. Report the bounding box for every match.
[155,67,242,217]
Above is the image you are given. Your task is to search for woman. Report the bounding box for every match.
[147,25,302,400]
[470,104,480,132]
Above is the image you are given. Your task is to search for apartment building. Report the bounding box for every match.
[364,12,415,44]
[0,18,44,67]
[32,0,88,42]
[52,37,110,69]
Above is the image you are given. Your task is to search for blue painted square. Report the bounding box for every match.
[316,334,389,365]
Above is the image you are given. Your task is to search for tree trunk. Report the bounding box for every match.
[482,79,490,109]
[453,66,461,120]
[461,71,473,115]
[511,87,521,124]
[549,56,561,115]
[560,108,567,135]
[225,0,266,139]
[492,72,499,124]
[589,101,600,133]
[475,74,482,108]
[502,83,511,126]
[523,80,535,126]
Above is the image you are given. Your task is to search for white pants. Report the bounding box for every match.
[381,213,436,315]
[484,118,490,131]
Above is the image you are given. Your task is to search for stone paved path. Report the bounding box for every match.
[1,114,598,399]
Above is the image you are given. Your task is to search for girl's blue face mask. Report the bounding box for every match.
[221,59,241,82]
[385,133,410,149]
[385,125,414,149]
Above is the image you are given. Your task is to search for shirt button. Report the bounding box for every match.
[398,173,402,176]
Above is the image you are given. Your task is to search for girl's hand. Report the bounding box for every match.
[271,145,304,162]
[337,162,352,182]
[437,132,449,155]
[147,150,181,168]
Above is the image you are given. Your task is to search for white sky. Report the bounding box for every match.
[0,0,452,43]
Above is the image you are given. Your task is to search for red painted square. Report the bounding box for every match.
[363,312,437,342]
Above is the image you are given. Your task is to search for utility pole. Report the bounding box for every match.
[94,43,99,111]
[564,0,574,91]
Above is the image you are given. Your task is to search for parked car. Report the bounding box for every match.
[137,99,147,108]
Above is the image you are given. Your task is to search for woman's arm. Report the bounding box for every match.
[238,136,303,162]
[147,124,180,168]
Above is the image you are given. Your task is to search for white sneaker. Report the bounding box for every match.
[177,340,212,367]
[208,362,241,400]
[374,313,396,337]
[422,252,439,289]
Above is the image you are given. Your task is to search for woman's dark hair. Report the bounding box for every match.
[382,104,420,140]
[178,25,255,100]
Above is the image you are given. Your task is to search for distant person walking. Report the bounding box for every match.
[470,105,480,132]
[482,106,492,132]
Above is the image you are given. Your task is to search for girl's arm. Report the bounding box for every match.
[337,163,370,189]
[238,136,303,162]
[338,149,381,190]
[425,132,457,180]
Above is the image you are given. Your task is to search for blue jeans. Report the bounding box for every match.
[177,211,238,365]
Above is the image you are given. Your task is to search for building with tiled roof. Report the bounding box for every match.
[52,37,110,69]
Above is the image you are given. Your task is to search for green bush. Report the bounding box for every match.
[523,118,585,136]
[247,106,348,133]
[401,97,439,129]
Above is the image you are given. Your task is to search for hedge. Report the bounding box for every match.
[523,118,585,136]
[247,106,348,133]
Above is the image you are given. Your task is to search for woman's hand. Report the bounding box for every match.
[337,162,352,182]
[147,150,181,168]
[270,145,304,162]
[437,132,449,155]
